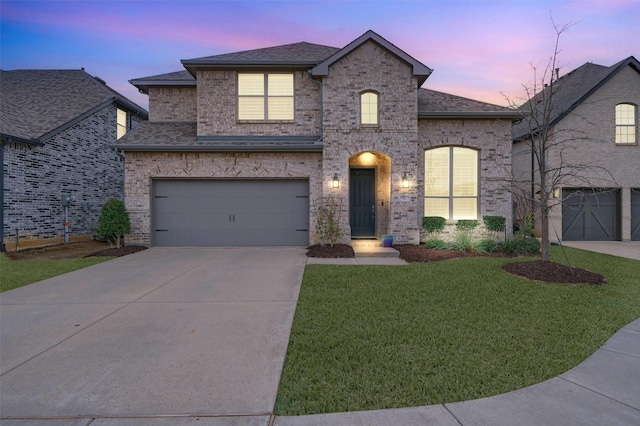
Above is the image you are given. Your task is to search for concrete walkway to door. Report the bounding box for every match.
[1,247,307,423]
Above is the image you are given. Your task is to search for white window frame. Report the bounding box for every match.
[117,108,127,140]
[360,90,379,125]
[424,146,479,220]
[237,72,294,121]
[615,103,637,144]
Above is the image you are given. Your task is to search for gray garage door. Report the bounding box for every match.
[562,189,619,241]
[152,180,309,246]
[632,189,640,241]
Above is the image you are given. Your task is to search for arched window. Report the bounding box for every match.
[360,91,378,125]
[616,103,637,144]
[424,146,479,220]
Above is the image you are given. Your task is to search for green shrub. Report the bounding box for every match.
[455,220,478,231]
[422,216,446,234]
[425,238,447,250]
[448,231,484,253]
[95,198,131,248]
[482,216,506,233]
[478,239,498,253]
[514,212,535,237]
[502,237,541,255]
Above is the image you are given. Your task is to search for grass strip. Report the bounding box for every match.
[275,246,640,415]
[0,254,114,292]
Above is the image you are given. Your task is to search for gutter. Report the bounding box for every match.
[418,111,521,120]
[107,144,323,153]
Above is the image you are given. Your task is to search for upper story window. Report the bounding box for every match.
[616,103,637,144]
[360,91,378,125]
[424,146,479,220]
[117,108,127,139]
[238,73,294,120]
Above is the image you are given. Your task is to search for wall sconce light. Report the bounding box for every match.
[332,173,340,189]
[402,172,409,188]
[553,187,560,199]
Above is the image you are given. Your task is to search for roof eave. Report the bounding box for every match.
[130,79,196,94]
[419,111,521,120]
[110,144,323,153]
[0,133,44,146]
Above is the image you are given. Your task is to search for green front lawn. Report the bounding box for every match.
[0,254,114,292]
[275,246,640,415]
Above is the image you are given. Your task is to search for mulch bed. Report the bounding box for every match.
[84,246,148,258]
[306,244,355,258]
[502,260,606,285]
[307,243,606,285]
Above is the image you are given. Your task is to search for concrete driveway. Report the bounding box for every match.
[1,247,307,423]
[562,241,640,260]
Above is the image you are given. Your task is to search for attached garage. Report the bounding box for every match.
[632,189,640,241]
[562,189,619,241]
[152,179,309,246]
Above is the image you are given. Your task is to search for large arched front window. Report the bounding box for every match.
[616,103,637,144]
[424,146,479,220]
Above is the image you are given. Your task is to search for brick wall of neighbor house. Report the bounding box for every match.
[418,118,514,241]
[196,70,322,136]
[321,41,421,244]
[148,87,197,122]
[2,104,138,250]
[544,65,640,241]
[123,151,323,246]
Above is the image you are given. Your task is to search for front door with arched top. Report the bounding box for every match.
[350,168,376,237]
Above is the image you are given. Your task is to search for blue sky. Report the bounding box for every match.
[2,0,639,109]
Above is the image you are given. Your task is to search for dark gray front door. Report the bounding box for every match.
[152,179,309,246]
[562,189,619,241]
[632,189,640,241]
[350,168,375,237]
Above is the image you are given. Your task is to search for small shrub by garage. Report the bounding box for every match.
[95,198,131,248]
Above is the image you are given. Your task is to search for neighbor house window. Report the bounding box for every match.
[116,108,127,139]
[424,146,479,220]
[360,91,378,125]
[238,73,294,120]
[616,103,637,144]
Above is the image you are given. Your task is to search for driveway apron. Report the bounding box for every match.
[0,247,307,420]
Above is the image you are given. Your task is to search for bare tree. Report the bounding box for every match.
[508,18,615,262]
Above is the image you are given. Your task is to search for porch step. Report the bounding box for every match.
[351,240,400,257]
[350,239,382,248]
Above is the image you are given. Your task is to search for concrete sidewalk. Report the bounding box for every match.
[562,241,640,260]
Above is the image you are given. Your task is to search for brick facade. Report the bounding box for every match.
[122,33,515,247]
[148,87,197,122]
[3,104,144,250]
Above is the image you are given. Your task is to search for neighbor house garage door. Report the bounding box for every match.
[632,189,640,241]
[562,189,619,241]
[152,180,309,246]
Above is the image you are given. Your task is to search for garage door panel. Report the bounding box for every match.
[632,189,640,241]
[152,180,309,246]
[562,189,618,241]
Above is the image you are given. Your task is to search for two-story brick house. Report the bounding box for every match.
[512,56,640,242]
[115,30,518,247]
[0,69,147,251]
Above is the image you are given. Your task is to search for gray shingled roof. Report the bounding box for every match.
[513,56,640,140]
[112,121,322,152]
[0,69,147,143]
[183,42,340,64]
[129,70,195,94]
[418,88,519,118]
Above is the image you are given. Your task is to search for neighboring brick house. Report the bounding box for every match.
[0,69,148,251]
[512,56,640,242]
[115,30,518,247]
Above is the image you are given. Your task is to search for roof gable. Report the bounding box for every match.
[311,30,432,86]
[1,69,147,143]
[513,56,640,140]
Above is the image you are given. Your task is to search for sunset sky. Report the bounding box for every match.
[2,0,638,109]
